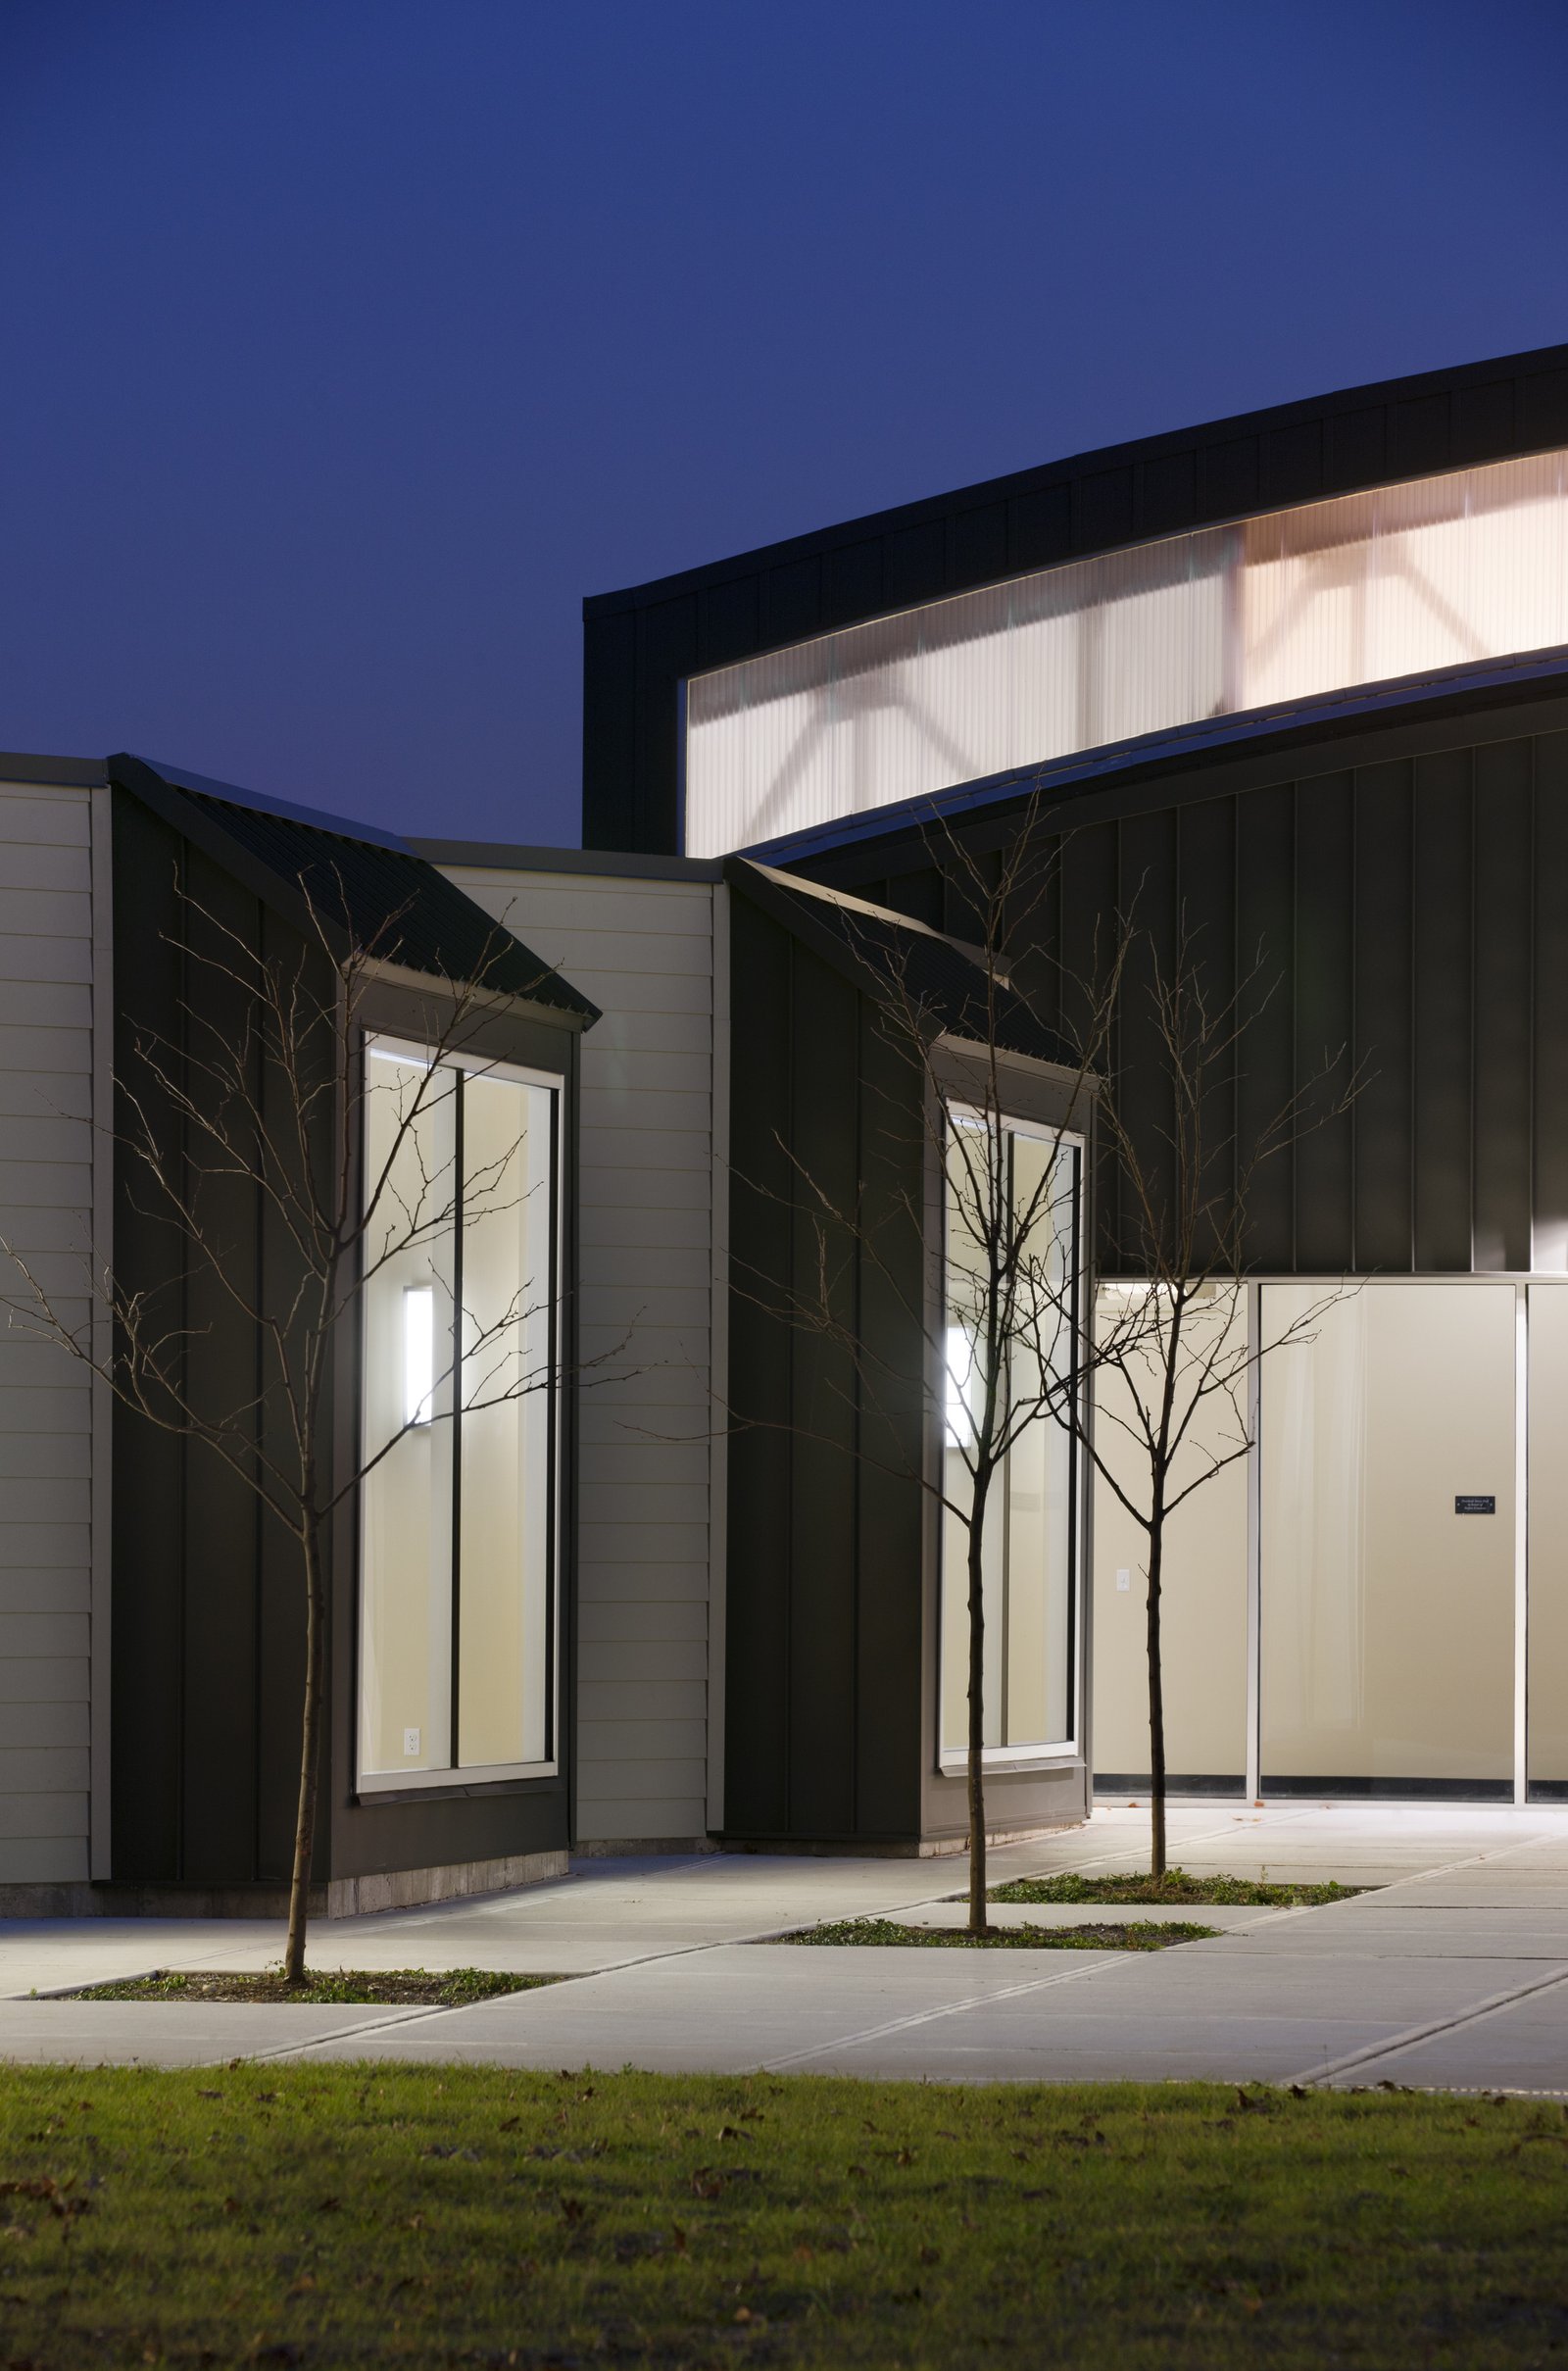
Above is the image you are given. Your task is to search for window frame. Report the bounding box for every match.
[936,1103,1088,1775]
[354,1031,566,1797]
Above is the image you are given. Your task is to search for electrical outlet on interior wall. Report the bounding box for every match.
[403,1727,420,1756]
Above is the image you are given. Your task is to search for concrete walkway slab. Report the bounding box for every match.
[0,1806,1563,2091]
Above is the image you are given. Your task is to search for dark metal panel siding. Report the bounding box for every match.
[770,705,1568,1284]
[1352,764,1414,1273]
[1058,822,1121,1274]
[1472,739,1535,1273]
[1235,783,1296,1270]
[723,894,926,1843]
[1114,808,1179,1270]
[111,796,339,1886]
[177,850,264,1883]
[1293,774,1354,1272]
[1177,795,1239,1268]
[784,948,860,1836]
[1533,733,1568,1266]
[111,796,580,1886]
[723,902,795,1834]
[852,999,926,1834]
[581,609,638,852]
[635,596,697,858]
[110,795,188,1879]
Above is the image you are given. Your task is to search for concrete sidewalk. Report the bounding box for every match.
[0,1804,1565,2091]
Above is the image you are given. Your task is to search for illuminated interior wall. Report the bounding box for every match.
[359,1054,459,1778]
[1528,1284,1568,1791]
[685,448,1568,857]
[1090,1289,1250,1785]
[1259,1283,1516,1788]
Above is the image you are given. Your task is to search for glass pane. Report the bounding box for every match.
[1091,1287,1250,1787]
[457,1071,556,1767]
[941,1121,1077,1755]
[1260,1283,1515,1790]
[1528,1285,1568,1796]
[359,1053,457,1778]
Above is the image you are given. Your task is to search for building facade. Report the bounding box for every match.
[581,341,1568,1815]
[6,341,1567,1911]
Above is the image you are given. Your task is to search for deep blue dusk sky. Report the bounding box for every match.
[4,2,1566,847]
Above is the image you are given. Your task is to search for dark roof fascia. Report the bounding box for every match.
[723,856,1065,1062]
[109,757,598,1028]
[0,752,108,788]
[109,753,346,953]
[586,341,1568,619]
[734,857,995,971]
[932,1031,1101,1104]
[359,956,596,1036]
[140,755,412,852]
[723,856,950,999]
[752,642,1568,871]
[413,838,724,884]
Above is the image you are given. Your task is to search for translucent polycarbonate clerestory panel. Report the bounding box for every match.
[940,1117,1080,1759]
[684,448,1568,856]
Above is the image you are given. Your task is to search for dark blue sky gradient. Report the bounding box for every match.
[4,1,1565,846]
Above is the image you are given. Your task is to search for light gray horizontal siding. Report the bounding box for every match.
[576,1759,706,1801]
[578,1717,707,1758]
[579,1601,707,1643]
[572,1798,705,1839]
[0,1790,88,1840]
[0,783,96,1879]
[443,864,715,1848]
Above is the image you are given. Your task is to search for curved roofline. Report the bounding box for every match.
[586,341,1568,617]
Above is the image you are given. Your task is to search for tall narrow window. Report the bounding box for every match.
[940,1115,1080,1759]
[358,1041,560,1786]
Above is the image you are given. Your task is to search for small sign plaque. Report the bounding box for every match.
[1454,1495,1496,1514]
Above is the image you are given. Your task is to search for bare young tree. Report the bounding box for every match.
[1078,924,1357,1879]
[732,821,1126,1934]
[1,879,601,1984]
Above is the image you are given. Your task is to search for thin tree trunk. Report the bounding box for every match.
[966,1507,988,1935]
[283,1517,325,1987]
[1146,1514,1167,1881]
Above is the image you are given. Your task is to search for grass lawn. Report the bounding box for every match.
[991,1867,1366,1908]
[778,1918,1218,1949]
[69,1969,556,2008]
[0,2067,1563,2367]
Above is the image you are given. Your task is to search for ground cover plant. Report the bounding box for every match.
[65,1968,555,2008]
[779,1917,1218,1950]
[991,1865,1368,1908]
[0,2067,1564,2368]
